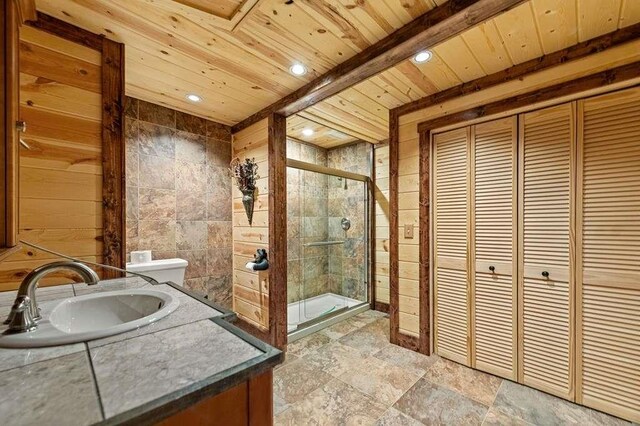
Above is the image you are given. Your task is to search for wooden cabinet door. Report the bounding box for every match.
[518,103,575,400]
[433,127,470,366]
[470,117,518,380]
[576,87,640,423]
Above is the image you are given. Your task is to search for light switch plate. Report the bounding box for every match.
[404,224,414,239]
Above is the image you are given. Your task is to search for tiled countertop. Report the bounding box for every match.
[0,277,282,425]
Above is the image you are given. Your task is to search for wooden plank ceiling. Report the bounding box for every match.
[309,0,640,143]
[36,0,640,146]
[287,114,358,149]
[34,0,444,126]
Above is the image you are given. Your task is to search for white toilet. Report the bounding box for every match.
[126,258,189,286]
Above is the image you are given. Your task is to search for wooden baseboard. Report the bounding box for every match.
[374,302,390,314]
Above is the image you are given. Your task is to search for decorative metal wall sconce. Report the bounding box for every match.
[230,158,259,225]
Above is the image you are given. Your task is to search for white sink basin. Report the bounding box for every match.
[0,289,179,348]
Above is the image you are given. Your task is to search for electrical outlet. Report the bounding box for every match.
[404,224,414,239]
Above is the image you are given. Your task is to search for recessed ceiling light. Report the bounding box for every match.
[413,50,433,63]
[290,63,307,76]
[186,94,202,102]
[302,128,314,136]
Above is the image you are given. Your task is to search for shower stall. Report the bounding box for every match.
[286,158,372,340]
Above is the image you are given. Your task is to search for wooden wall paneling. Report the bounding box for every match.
[232,119,270,333]
[576,87,640,423]
[0,16,113,290]
[268,113,287,350]
[373,144,390,309]
[518,102,575,400]
[101,37,126,277]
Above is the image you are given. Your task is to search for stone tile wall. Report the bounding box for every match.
[286,139,372,304]
[327,142,372,302]
[286,139,329,303]
[124,97,233,307]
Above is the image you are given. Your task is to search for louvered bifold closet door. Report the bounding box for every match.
[471,117,518,380]
[518,103,575,400]
[434,127,470,365]
[577,87,640,423]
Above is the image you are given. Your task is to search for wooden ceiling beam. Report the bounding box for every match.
[394,22,640,118]
[232,0,527,133]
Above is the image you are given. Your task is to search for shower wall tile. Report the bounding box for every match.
[327,142,372,302]
[125,96,233,308]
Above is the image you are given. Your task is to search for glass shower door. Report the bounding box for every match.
[286,161,370,333]
[301,175,368,321]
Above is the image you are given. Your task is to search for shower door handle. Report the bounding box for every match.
[303,241,345,247]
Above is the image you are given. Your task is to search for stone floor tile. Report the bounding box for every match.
[394,378,489,426]
[274,352,298,371]
[482,407,532,425]
[423,358,502,405]
[274,379,387,426]
[319,315,376,340]
[493,380,632,426]
[338,318,391,356]
[304,341,368,377]
[375,407,424,425]
[273,357,333,404]
[373,344,439,377]
[337,357,422,407]
[286,332,332,358]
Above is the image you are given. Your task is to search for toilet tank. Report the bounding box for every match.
[126,258,188,286]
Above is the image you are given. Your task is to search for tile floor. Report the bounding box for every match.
[273,310,632,426]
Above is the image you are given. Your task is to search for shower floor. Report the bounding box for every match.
[287,293,364,333]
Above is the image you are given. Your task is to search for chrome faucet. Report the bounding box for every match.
[3,261,100,333]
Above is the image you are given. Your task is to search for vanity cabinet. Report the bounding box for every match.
[158,370,273,426]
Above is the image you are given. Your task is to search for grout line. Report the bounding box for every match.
[85,343,107,420]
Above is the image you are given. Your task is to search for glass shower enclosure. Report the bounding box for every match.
[286,158,372,340]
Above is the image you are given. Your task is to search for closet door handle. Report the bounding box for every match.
[489,266,495,273]
[542,271,549,278]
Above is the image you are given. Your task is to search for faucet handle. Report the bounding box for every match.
[4,295,38,333]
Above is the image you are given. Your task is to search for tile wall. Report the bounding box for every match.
[124,97,233,307]
[286,139,372,304]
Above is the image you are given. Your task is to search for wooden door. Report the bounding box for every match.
[576,87,640,423]
[518,103,575,400]
[433,127,470,365]
[470,117,518,380]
